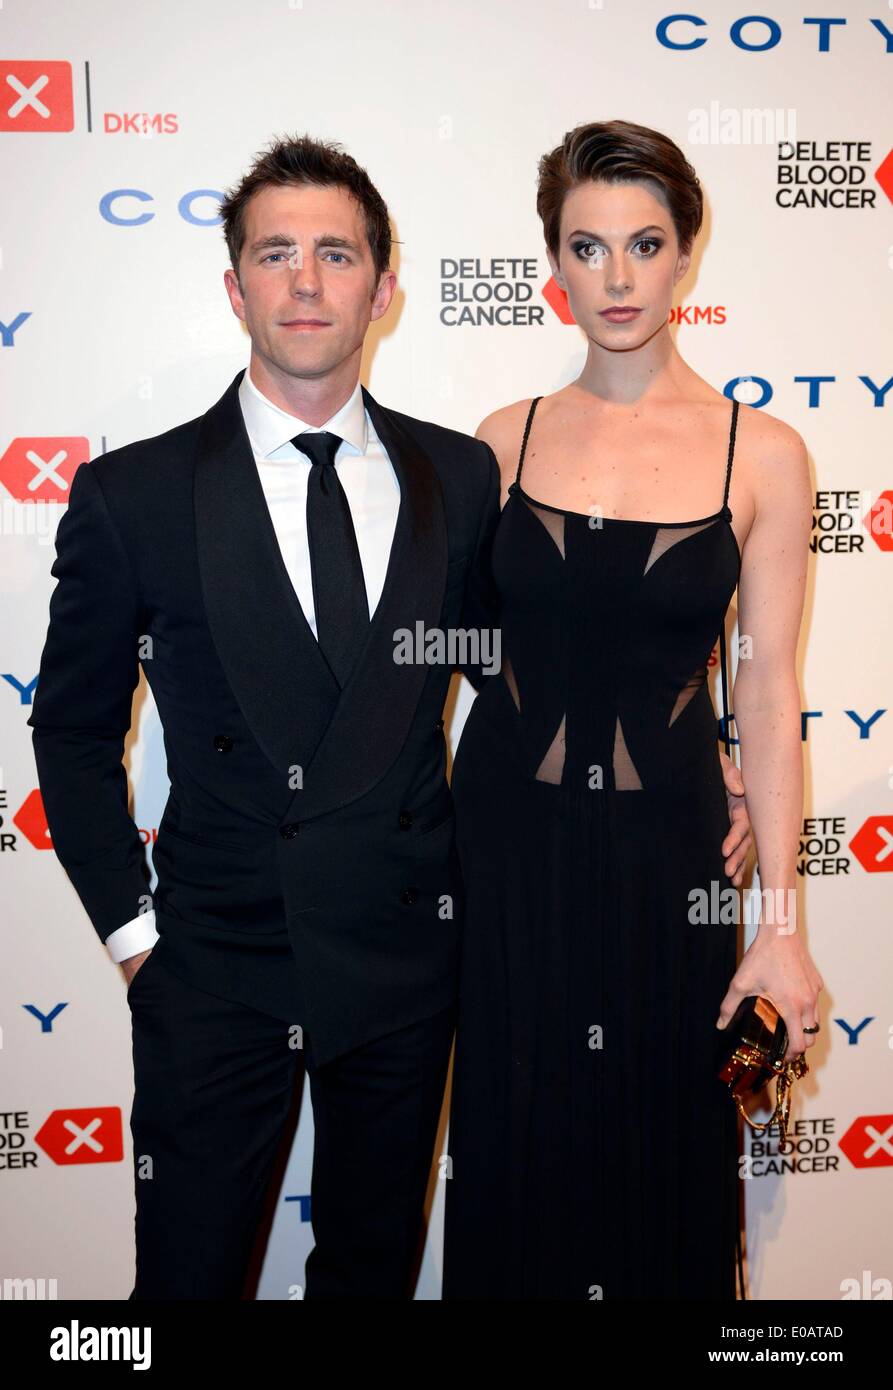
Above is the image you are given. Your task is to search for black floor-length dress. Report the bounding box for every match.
[443,395,742,1300]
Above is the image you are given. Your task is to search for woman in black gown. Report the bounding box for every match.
[443,121,823,1300]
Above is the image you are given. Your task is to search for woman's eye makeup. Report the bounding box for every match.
[570,237,664,261]
[571,240,604,262]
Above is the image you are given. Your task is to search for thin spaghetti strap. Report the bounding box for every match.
[511,395,543,490]
[721,397,739,518]
[718,396,739,757]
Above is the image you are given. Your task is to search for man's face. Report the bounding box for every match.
[224,182,395,381]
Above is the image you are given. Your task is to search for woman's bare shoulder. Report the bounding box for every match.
[475,397,539,449]
[733,400,811,531]
[735,400,809,480]
[474,398,542,489]
[735,398,804,448]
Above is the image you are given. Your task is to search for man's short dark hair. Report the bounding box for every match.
[219,133,392,288]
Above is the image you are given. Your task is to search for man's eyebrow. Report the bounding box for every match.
[566,224,667,241]
[249,232,363,253]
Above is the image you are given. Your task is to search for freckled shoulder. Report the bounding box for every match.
[474,398,540,496]
[734,400,810,518]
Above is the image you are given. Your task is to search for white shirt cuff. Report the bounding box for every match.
[105,911,160,963]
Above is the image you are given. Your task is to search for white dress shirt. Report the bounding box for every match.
[104,369,401,963]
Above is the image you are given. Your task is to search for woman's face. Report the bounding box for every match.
[546,178,691,350]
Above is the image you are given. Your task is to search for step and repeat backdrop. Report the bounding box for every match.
[1,0,891,1301]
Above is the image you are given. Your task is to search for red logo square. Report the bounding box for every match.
[0,61,74,132]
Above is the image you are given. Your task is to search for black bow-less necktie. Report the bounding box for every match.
[291,430,369,687]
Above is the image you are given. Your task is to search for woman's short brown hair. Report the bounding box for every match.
[536,120,703,260]
[219,133,392,287]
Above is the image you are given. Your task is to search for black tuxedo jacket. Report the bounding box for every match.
[28,369,500,1066]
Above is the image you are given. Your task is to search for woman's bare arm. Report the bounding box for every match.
[716,412,824,1060]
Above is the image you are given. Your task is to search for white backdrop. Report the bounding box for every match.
[2,0,891,1301]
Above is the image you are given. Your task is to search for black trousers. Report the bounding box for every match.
[126,942,456,1299]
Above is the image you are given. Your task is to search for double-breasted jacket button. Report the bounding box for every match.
[213,734,233,753]
[434,718,444,732]
[400,887,418,906]
[398,810,413,830]
[279,823,300,839]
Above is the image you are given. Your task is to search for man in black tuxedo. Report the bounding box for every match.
[28,134,751,1299]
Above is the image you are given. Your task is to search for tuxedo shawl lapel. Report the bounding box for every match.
[194,370,339,779]
[194,371,449,819]
[285,384,449,822]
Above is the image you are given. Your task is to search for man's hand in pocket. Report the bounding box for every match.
[122,948,153,989]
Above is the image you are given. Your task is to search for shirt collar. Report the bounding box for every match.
[239,367,369,458]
